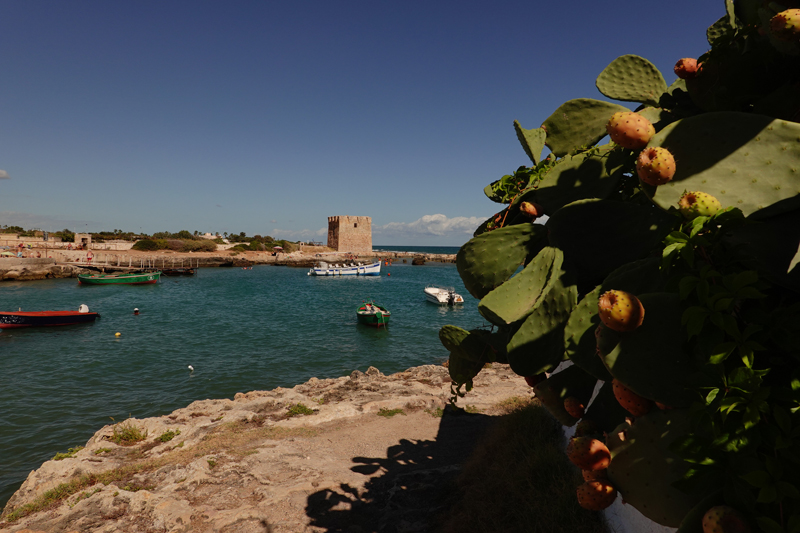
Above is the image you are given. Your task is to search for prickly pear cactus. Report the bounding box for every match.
[437,1,800,530]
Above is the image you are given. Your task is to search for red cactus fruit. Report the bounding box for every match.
[566,437,611,471]
[576,480,617,511]
[770,9,800,42]
[674,58,701,79]
[636,147,676,186]
[612,379,653,417]
[519,201,544,219]
[524,373,547,388]
[655,401,674,410]
[564,396,586,419]
[678,191,722,220]
[582,468,609,482]
[598,290,645,332]
[574,419,602,438]
[606,112,655,149]
[702,505,751,533]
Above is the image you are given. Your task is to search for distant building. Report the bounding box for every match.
[327,216,372,253]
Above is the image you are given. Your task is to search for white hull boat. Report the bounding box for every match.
[424,285,464,305]
[308,261,381,276]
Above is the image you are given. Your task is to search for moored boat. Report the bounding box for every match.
[424,285,464,305]
[356,301,391,327]
[308,261,381,276]
[0,305,100,329]
[161,268,196,276]
[78,271,161,285]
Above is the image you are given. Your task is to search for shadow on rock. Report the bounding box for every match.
[305,406,495,533]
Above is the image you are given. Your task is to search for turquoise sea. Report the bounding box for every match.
[0,260,484,508]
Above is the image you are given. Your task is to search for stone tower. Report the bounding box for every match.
[327,216,372,253]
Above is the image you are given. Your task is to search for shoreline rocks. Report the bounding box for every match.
[1,363,530,532]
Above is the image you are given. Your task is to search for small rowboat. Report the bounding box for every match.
[161,268,195,276]
[356,301,390,327]
[0,305,100,329]
[78,271,161,285]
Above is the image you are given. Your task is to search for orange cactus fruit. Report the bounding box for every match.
[674,58,701,79]
[612,379,653,417]
[566,437,611,471]
[606,112,655,150]
[702,505,751,533]
[770,9,800,42]
[519,201,544,219]
[576,480,617,511]
[574,419,602,438]
[598,290,645,332]
[564,396,586,419]
[636,146,676,186]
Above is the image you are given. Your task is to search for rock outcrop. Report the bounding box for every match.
[1,364,531,533]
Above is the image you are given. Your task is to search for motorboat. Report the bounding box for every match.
[308,261,381,276]
[0,304,100,329]
[78,271,161,285]
[424,285,464,305]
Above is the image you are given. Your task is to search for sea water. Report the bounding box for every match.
[0,261,485,508]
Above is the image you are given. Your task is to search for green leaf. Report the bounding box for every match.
[757,485,778,504]
[778,481,800,500]
[706,388,720,404]
[709,342,737,365]
[774,405,793,434]
[758,516,786,533]
[679,276,700,300]
[666,231,690,244]
[741,470,772,488]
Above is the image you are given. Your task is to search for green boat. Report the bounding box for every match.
[78,271,161,285]
[356,301,390,327]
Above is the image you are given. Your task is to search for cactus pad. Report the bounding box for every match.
[607,410,707,527]
[456,223,547,299]
[532,364,598,426]
[644,112,800,218]
[514,120,546,165]
[541,99,629,157]
[513,145,630,215]
[478,247,564,326]
[600,293,699,407]
[595,55,667,107]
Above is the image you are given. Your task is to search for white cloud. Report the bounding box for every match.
[375,214,485,239]
[271,227,327,240]
[0,170,9,179]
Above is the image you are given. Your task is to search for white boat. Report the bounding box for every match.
[424,285,464,305]
[307,260,381,276]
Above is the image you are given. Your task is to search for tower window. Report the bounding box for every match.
[354,223,357,228]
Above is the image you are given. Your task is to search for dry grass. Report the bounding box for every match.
[0,419,318,523]
[436,398,609,533]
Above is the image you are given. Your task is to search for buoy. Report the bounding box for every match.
[387,273,391,276]
[188,365,194,372]
[115,332,121,337]
[133,308,139,315]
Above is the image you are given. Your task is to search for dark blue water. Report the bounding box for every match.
[373,245,460,255]
[0,262,483,508]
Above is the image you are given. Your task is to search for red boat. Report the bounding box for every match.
[0,306,100,329]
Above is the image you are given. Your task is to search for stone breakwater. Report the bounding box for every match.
[0,364,530,533]
[0,252,457,281]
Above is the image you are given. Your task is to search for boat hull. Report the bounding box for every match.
[308,261,381,276]
[423,286,464,305]
[0,311,100,329]
[356,304,390,327]
[78,271,161,285]
[161,269,195,276]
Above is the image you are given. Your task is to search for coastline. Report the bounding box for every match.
[0,249,458,282]
[0,363,530,532]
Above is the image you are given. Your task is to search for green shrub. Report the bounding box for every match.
[53,446,84,461]
[131,239,160,251]
[110,421,147,446]
[286,403,314,417]
[180,240,216,252]
[156,429,180,442]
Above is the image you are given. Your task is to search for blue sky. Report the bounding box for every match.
[0,1,723,246]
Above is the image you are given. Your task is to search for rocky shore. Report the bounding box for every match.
[0,364,531,533]
[0,250,457,282]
